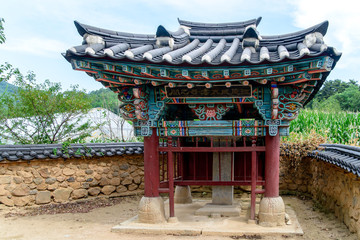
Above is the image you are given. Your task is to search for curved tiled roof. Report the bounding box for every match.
[178,17,262,29]
[65,17,341,66]
[0,143,144,162]
[309,144,360,177]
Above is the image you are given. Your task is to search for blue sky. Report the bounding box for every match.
[0,0,357,92]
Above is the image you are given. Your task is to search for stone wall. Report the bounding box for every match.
[280,155,360,237]
[0,155,144,207]
[310,160,360,233]
[279,156,313,194]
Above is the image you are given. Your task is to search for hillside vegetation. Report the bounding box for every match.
[0,81,17,95]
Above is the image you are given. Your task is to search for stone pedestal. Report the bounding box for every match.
[195,203,241,217]
[138,196,166,224]
[174,186,192,204]
[212,140,234,205]
[258,196,285,227]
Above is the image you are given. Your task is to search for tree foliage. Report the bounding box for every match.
[0,81,17,95]
[309,79,360,112]
[88,88,119,113]
[0,18,97,144]
[0,71,95,144]
[0,17,5,44]
[315,79,353,102]
[88,88,138,142]
[334,85,360,111]
[0,17,10,85]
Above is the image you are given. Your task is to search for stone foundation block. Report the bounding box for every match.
[13,196,32,206]
[88,187,101,196]
[195,203,241,217]
[258,196,285,227]
[36,191,51,204]
[174,186,192,204]
[101,185,116,195]
[72,189,88,199]
[138,196,166,223]
[11,183,30,197]
[53,188,73,203]
[0,196,14,207]
[0,175,12,184]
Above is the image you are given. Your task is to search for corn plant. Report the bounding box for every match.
[288,109,360,145]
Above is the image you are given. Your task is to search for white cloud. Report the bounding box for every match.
[0,36,68,58]
[289,0,360,73]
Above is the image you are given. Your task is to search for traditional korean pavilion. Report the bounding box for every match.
[64,17,341,226]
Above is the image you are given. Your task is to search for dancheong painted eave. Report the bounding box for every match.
[63,17,341,66]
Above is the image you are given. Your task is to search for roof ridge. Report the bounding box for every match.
[74,21,155,39]
[177,17,262,28]
[261,21,329,40]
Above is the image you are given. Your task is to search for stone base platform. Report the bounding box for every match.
[194,203,241,217]
[112,198,303,237]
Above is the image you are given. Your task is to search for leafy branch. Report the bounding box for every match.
[0,18,5,44]
[0,70,96,144]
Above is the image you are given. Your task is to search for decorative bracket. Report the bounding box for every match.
[271,83,279,119]
[119,103,136,120]
[265,119,281,126]
[254,100,267,120]
[189,103,233,120]
[278,91,303,120]
[141,126,151,136]
[132,87,149,121]
[268,125,278,136]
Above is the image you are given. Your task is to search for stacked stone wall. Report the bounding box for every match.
[280,156,360,237]
[279,156,313,194]
[0,155,144,206]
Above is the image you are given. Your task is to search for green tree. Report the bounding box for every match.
[335,85,360,111]
[0,72,95,144]
[88,88,137,142]
[0,18,5,44]
[311,96,342,112]
[315,79,352,102]
[309,79,360,111]
[0,19,96,144]
[88,88,119,113]
[0,18,12,85]
[0,81,17,95]
[0,18,14,90]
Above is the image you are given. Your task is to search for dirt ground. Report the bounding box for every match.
[0,194,357,240]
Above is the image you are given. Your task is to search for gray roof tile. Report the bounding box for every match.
[310,144,360,176]
[0,143,143,162]
[65,18,341,66]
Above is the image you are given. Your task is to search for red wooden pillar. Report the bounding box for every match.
[250,150,257,220]
[144,128,159,197]
[265,132,280,197]
[250,137,257,220]
[168,150,175,217]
